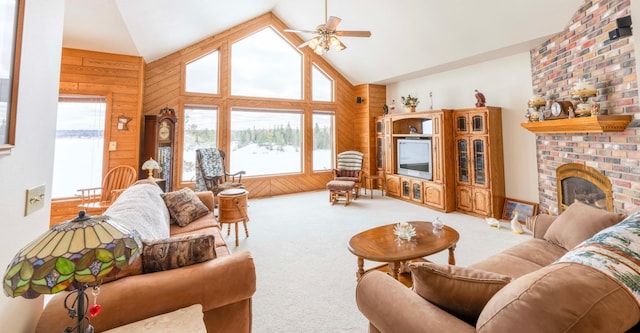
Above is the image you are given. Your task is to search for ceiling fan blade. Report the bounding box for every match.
[297,40,311,49]
[325,16,342,31]
[336,30,372,38]
[285,29,318,34]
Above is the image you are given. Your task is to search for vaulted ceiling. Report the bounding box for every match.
[62,0,583,85]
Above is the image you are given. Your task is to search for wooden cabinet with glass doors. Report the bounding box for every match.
[379,110,455,212]
[453,107,505,218]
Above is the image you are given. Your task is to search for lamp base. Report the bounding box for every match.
[64,284,94,333]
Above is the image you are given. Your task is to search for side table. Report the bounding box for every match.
[363,174,386,199]
[217,189,250,246]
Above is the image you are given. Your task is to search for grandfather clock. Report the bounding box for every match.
[142,106,177,192]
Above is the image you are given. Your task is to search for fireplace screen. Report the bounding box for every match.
[556,164,613,213]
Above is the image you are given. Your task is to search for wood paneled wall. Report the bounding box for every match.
[354,84,386,176]
[143,12,359,197]
[51,48,145,225]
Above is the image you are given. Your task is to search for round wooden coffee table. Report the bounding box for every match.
[347,221,459,281]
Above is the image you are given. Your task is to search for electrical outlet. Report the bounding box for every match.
[25,185,45,216]
[109,141,117,151]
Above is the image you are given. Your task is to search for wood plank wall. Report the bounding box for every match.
[51,48,145,225]
[143,12,359,197]
[354,84,386,177]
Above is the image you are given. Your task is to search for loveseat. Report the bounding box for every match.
[356,201,640,333]
[36,180,256,332]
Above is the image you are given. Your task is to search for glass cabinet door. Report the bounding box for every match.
[471,115,484,132]
[473,139,486,185]
[412,182,422,201]
[376,137,383,169]
[402,179,410,197]
[456,116,467,133]
[457,139,469,183]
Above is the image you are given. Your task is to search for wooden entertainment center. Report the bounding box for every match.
[375,107,505,218]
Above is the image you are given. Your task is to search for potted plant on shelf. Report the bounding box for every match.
[401,95,419,112]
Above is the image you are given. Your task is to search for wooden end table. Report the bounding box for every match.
[347,221,459,282]
[363,174,385,199]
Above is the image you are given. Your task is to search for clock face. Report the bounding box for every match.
[159,121,171,140]
[551,102,562,117]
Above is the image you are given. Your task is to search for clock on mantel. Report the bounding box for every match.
[142,106,177,191]
[521,114,632,134]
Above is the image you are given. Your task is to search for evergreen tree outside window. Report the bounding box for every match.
[313,111,334,171]
[182,105,218,182]
[230,108,302,176]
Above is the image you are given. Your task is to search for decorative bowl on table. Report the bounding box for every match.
[394,222,416,241]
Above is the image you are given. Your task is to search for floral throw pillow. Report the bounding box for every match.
[161,187,210,226]
[142,234,216,273]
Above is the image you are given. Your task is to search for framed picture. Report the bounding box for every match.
[0,0,25,153]
[502,198,539,223]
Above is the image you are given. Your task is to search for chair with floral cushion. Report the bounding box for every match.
[195,148,246,200]
[332,150,364,198]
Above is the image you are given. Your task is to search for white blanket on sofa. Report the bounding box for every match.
[104,182,170,241]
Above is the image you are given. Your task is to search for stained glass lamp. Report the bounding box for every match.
[141,157,161,180]
[3,210,141,333]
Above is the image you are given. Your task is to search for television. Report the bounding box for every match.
[397,138,432,180]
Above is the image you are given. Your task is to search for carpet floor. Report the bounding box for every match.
[230,190,530,333]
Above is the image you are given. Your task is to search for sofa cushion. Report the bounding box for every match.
[142,234,216,273]
[469,239,567,279]
[409,262,511,325]
[161,188,211,227]
[543,201,625,250]
[476,263,640,333]
[103,304,206,333]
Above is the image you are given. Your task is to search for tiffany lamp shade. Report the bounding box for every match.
[3,211,141,333]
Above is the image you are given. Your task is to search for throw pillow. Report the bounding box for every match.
[103,304,206,333]
[543,201,625,250]
[409,261,511,325]
[161,187,211,226]
[142,234,216,273]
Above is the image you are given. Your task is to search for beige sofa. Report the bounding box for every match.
[36,180,256,332]
[356,202,640,333]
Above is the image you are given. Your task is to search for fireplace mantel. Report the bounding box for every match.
[520,115,632,134]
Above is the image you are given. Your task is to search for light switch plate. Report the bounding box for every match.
[25,185,45,216]
[109,141,117,151]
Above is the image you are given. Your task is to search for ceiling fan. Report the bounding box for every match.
[284,0,371,55]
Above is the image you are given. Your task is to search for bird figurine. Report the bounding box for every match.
[511,211,524,235]
[485,217,501,230]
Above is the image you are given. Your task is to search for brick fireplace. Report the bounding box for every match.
[530,0,640,214]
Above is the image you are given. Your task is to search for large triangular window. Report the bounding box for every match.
[231,27,302,99]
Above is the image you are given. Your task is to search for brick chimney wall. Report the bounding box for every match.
[530,0,640,214]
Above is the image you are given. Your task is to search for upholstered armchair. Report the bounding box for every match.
[194,148,246,198]
[333,150,364,198]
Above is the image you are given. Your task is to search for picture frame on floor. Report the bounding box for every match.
[502,198,538,223]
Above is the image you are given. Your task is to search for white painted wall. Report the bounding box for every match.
[387,52,539,203]
[0,0,64,331]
